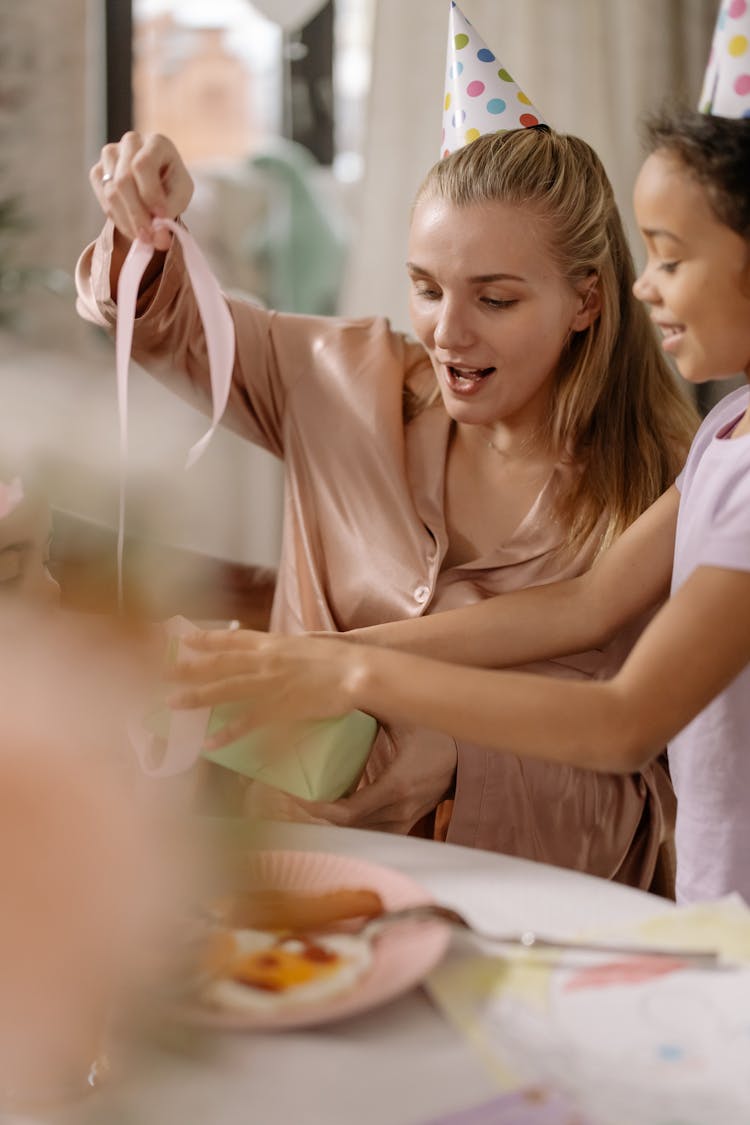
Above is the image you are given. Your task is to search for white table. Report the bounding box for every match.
[74,823,674,1125]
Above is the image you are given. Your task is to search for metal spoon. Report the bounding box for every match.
[351,902,729,969]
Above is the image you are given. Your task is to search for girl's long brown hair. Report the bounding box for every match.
[410,128,698,557]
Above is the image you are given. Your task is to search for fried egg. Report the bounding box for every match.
[201,928,373,1012]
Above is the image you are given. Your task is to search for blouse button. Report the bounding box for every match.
[414,584,430,605]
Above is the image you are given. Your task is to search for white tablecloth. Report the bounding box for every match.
[63,822,674,1125]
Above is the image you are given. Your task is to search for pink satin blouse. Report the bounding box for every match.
[75,224,675,892]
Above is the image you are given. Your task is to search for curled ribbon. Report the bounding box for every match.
[115,217,235,605]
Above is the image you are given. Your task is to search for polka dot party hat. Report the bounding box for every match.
[699,0,750,118]
[441,1,547,157]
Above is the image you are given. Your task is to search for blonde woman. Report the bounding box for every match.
[77,126,697,892]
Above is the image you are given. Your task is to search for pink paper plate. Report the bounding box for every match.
[179,849,451,1032]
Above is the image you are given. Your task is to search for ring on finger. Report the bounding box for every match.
[101,171,114,185]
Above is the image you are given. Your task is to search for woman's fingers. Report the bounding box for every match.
[89,131,193,248]
[135,134,193,207]
[91,133,147,241]
[242,782,338,826]
[324,725,457,834]
[327,780,406,832]
[132,133,193,249]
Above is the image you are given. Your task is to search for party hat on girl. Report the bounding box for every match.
[699,0,750,118]
[441,1,547,157]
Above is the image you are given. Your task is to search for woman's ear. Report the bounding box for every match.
[571,276,602,331]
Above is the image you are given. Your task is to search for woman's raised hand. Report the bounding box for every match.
[90,132,194,252]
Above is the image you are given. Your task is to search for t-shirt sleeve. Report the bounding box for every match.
[694,455,750,574]
[674,387,750,498]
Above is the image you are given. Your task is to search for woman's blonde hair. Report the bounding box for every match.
[410,127,698,557]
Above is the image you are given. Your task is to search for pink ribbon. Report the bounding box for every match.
[114,218,235,605]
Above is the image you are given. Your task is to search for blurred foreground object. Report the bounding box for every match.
[50,509,276,627]
[0,473,59,607]
[0,603,196,1112]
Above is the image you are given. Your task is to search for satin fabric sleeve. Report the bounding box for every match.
[75,221,392,461]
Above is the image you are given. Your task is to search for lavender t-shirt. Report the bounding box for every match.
[671,384,750,905]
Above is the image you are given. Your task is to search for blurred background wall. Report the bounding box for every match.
[0,0,721,574]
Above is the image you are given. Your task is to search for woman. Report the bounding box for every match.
[76,126,697,891]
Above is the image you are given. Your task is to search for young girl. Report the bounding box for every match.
[78,125,697,890]
[172,107,750,906]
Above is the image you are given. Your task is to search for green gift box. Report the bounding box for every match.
[134,617,377,801]
[139,700,377,801]
[202,705,378,801]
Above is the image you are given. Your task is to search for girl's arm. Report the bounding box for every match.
[346,563,750,773]
[173,556,750,778]
[170,484,692,763]
[345,485,681,668]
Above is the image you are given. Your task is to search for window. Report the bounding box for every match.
[118,1,373,315]
[132,0,283,166]
[129,0,373,176]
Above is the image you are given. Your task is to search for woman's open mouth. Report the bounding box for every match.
[444,364,496,396]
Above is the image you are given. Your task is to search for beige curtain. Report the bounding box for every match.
[340,0,718,333]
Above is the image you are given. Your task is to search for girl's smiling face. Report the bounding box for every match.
[633,150,750,384]
[407,197,598,430]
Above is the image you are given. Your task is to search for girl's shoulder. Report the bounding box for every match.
[678,384,750,494]
[698,385,750,437]
[686,385,750,457]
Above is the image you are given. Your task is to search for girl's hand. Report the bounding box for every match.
[168,629,366,741]
[89,131,194,252]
